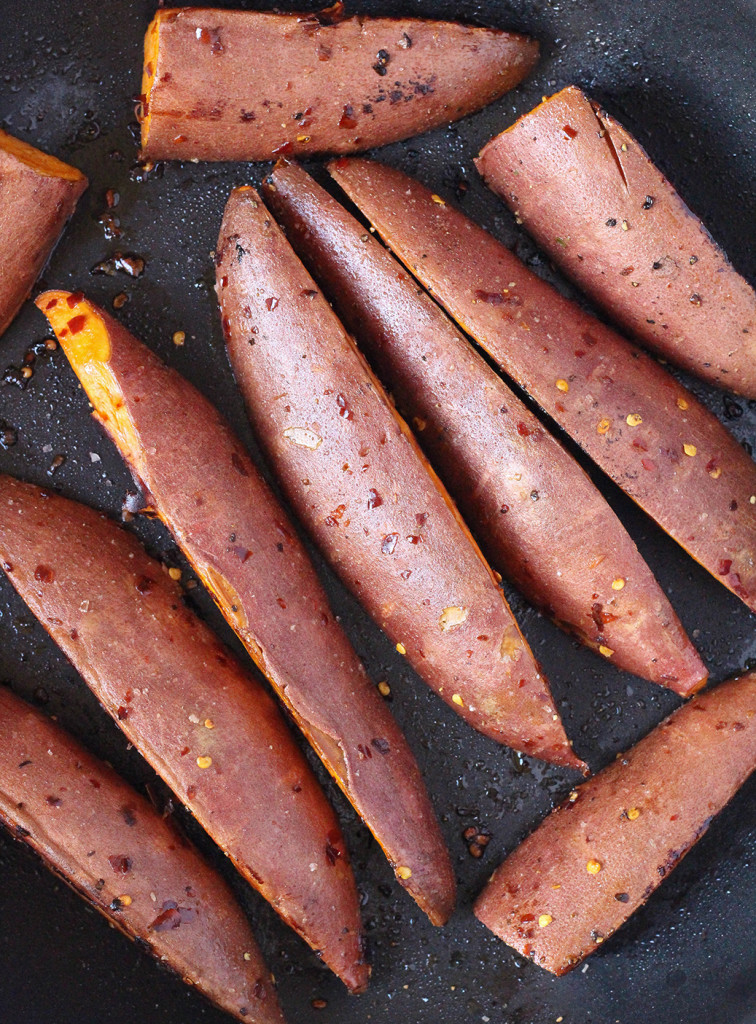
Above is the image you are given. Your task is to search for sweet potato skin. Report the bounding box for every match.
[329,158,756,616]
[0,686,282,1024]
[476,86,756,397]
[36,292,454,931]
[264,160,706,695]
[140,8,538,162]
[0,474,366,994]
[216,186,583,773]
[474,673,756,975]
[0,130,86,337]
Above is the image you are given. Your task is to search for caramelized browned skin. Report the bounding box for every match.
[0,686,282,1024]
[0,475,366,993]
[264,160,706,695]
[476,86,756,397]
[474,672,756,975]
[0,130,86,337]
[36,292,454,931]
[140,8,538,162]
[217,186,584,772]
[329,158,756,616]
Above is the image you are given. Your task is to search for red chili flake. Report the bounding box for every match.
[400,569,412,580]
[135,575,153,595]
[277,597,287,609]
[67,315,87,335]
[632,438,648,451]
[718,558,733,576]
[66,291,85,307]
[46,795,61,807]
[367,488,382,509]
[117,706,130,720]
[381,533,399,554]
[34,564,54,583]
[336,393,353,419]
[324,504,346,526]
[272,141,294,156]
[150,906,182,932]
[406,534,422,544]
[517,422,532,437]
[108,854,132,874]
[574,349,586,357]
[338,104,357,129]
[474,289,521,306]
[45,298,58,309]
[415,512,427,525]
[641,458,657,471]
[232,545,252,563]
[563,124,578,138]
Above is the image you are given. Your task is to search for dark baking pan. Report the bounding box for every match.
[1,1,755,1022]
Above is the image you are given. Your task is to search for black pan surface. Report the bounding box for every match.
[1,2,755,1022]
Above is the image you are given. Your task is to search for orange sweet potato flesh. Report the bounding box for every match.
[36,291,454,932]
[264,160,707,696]
[216,187,584,773]
[329,158,756,616]
[140,7,538,162]
[0,474,366,994]
[0,686,283,1024]
[474,672,756,975]
[476,86,756,397]
[0,130,86,338]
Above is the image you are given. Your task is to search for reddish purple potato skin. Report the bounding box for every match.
[0,686,282,1024]
[0,474,367,994]
[474,672,756,975]
[216,186,584,773]
[476,86,756,397]
[0,130,86,337]
[140,8,539,161]
[264,159,706,696]
[328,158,756,617]
[36,293,454,932]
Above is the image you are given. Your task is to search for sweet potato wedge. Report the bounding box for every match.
[139,7,538,162]
[36,291,454,930]
[476,86,756,396]
[0,685,282,1024]
[263,160,707,695]
[0,130,87,338]
[0,474,366,993]
[474,672,756,975]
[329,158,756,616]
[216,186,584,773]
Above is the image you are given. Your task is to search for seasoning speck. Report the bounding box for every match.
[683,443,697,457]
[586,859,602,874]
[396,865,412,880]
[377,681,391,697]
[396,642,406,655]
[556,378,569,392]
[538,914,553,928]
[173,331,186,346]
[452,693,464,706]
[626,413,642,426]
[197,755,213,769]
[627,807,640,820]
[599,645,614,658]
[611,578,626,590]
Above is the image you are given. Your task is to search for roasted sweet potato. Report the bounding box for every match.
[476,86,756,397]
[0,685,282,1024]
[37,291,454,930]
[474,672,756,975]
[263,159,707,695]
[216,186,584,773]
[329,158,756,616]
[0,474,366,993]
[139,7,538,162]
[0,130,86,338]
